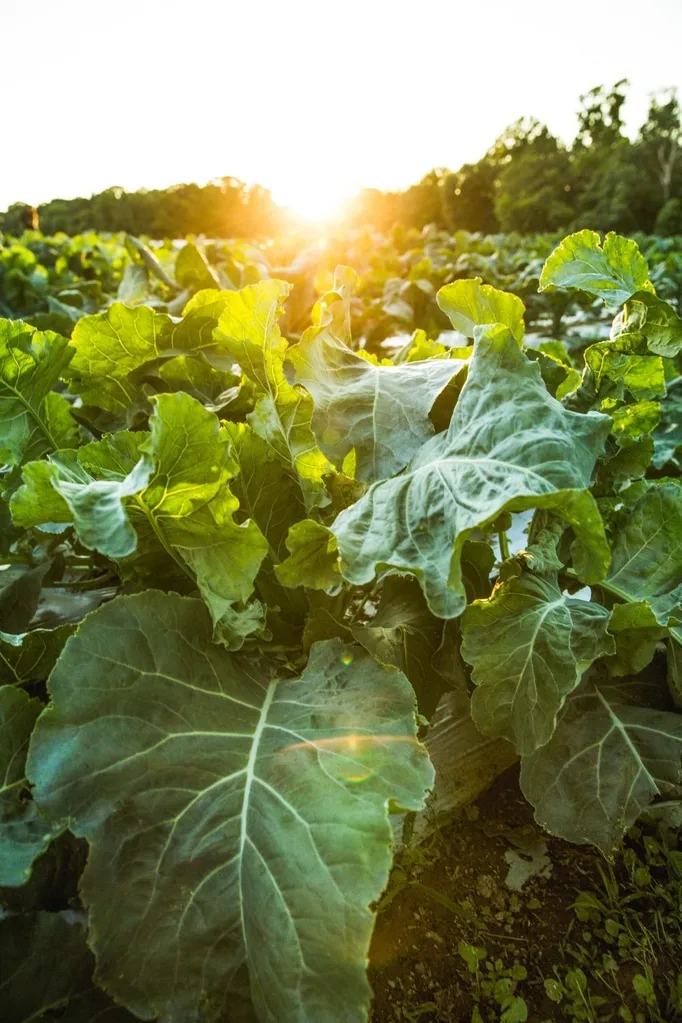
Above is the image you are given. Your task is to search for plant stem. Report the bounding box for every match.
[498,530,510,561]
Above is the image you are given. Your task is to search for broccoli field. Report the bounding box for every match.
[2,225,682,1022]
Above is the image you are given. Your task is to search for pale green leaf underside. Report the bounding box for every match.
[462,573,614,755]
[28,592,433,1023]
[332,325,611,619]
[288,328,463,482]
[520,680,682,854]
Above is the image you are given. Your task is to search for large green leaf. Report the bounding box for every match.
[0,686,58,886]
[0,319,76,465]
[332,325,611,619]
[213,280,333,510]
[28,592,433,1023]
[288,327,463,482]
[129,394,268,625]
[174,242,221,291]
[0,912,137,1022]
[68,303,174,413]
[413,690,517,839]
[436,277,525,342]
[11,450,154,559]
[67,300,228,415]
[462,573,613,755]
[520,679,682,853]
[603,482,682,627]
[0,565,48,634]
[539,230,652,307]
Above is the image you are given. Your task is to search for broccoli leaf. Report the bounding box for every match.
[28,591,433,1023]
[333,324,611,619]
[462,573,613,755]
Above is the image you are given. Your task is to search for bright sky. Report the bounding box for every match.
[4,0,682,220]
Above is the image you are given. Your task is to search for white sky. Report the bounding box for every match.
[3,0,682,219]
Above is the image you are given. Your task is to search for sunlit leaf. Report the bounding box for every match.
[540,230,652,307]
[437,277,525,342]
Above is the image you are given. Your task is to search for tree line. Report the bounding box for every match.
[349,82,682,236]
[2,82,681,238]
[1,177,282,238]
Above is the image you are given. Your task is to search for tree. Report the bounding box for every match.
[638,89,682,205]
[441,160,498,233]
[495,139,573,233]
[575,79,629,149]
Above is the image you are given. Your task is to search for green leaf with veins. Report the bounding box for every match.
[620,290,682,358]
[437,277,525,342]
[1,686,61,886]
[68,303,174,412]
[28,591,433,1023]
[606,602,666,676]
[67,300,231,416]
[609,400,660,444]
[461,572,613,755]
[539,230,653,307]
[332,324,611,619]
[0,320,76,465]
[584,337,665,403]
[275,520,340,591]
[603,483,682,627]
[520,678,682,854]
[287,322,464,481]
[0,911,137,1022]
[0,623,74,685]
[11,449,154,559]
[225,421,305,559]
[213,280,333,510]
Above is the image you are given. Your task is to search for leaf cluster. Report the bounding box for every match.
[1,230,682,1022]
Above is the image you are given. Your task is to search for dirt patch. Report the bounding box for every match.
[369,767,682,1022]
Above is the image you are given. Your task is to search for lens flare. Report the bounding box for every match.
[280,734,419,784]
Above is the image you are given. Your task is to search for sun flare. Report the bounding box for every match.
[275,179,352,224]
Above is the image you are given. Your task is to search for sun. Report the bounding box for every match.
[273,177,352,224]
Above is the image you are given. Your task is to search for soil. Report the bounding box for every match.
[368,766,679,1023]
